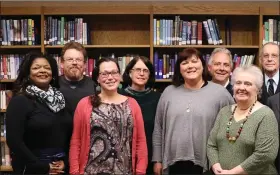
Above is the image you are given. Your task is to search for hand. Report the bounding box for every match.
[52,160,65,171]
[212,163,223,174]
[153,162,162,175]
[49,161,65,175]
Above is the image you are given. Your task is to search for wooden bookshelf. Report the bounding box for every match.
[156,79,172,83]
[154,45,259,49]
[0,2,278,61]
[1,1,277,69]
[0,165,13,172]
[0,45,41,49]
[45,45,150,49]
[0,79,15,83]
[0,137,6,142]
[0,1,279,172]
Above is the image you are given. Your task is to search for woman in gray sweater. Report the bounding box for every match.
[207,65,279,175]
[152,48,234,174]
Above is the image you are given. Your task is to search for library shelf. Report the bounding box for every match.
[45,45,151,49]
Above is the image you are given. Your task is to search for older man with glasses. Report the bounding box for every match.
[259,42,280,105]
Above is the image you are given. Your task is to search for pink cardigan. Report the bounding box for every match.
[69,96,148,174]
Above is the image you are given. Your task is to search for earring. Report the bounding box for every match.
[52,77,55,81]
[118,84,122,89]
[96,84,101,92]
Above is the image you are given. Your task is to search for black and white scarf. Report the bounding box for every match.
[26,85,65,113]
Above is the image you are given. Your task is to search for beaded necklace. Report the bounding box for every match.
[226,101,256,143]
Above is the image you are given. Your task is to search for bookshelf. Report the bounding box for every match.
[0,1,279,172]
[0,165,13,172]
[153,45,260,49]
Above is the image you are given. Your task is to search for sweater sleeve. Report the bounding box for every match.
[240,109,279,174]
[207,107,225,167]
[69,97,85,174]
[152,89,167,162]
[6,95,50,174]
[131,98,148,174]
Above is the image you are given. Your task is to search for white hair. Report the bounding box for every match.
[231,65,263,96]
[208,47,233,68]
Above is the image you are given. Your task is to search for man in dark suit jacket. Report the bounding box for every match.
[260,42,280,105]
[267,93,280,173]
[208,47,233,96]
[267,93,280,122]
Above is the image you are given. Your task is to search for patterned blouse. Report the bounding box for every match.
[84,99,134,175]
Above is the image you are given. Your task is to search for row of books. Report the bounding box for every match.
[0,52,256,81]
[1,16,279,46]
[44,17,91,46]
[0,53,130,80]
[153,16,223,46]
[233,54,255,69]
[262,19,280,45]
[0,114,11,166]
[0,19,37,46]
[0,54,23,80]
[0,90,12,110]
[153,52,255,79]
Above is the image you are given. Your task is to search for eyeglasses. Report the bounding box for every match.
[99,71,120,78]
[132,68,150,75]
[64,58,84,63]
[262,53,279,60]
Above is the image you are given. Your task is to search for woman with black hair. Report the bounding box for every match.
[6,51,67,174]
[69,57,148,175]
[120,56,161,175]
[152,48,234,175]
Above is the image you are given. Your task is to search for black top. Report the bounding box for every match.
[58,75,95,173]
[59,76,95,116]
[58,75,95,146]
[118,88,161,174]
[226,83,233,96]
[267,93,280,173]
[6,95,69,174]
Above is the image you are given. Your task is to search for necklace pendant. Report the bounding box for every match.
[229,137,236,143]
[186,108,190,113]
[230,140,236,143]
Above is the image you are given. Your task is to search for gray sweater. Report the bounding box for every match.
[207,105,279,174]
[152,82,234,172]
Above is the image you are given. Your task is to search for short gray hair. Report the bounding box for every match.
[208,47,233,68]
[231,65,263,96]
[260,42,280,58]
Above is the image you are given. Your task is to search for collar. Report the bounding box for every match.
[265,70,279,86]
[124,86,153,97]
[224,79,230,88]
[61,76,87,89]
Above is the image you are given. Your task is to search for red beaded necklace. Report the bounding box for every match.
[226,101,256,143]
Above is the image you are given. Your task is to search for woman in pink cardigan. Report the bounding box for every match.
[69,57,148,175]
